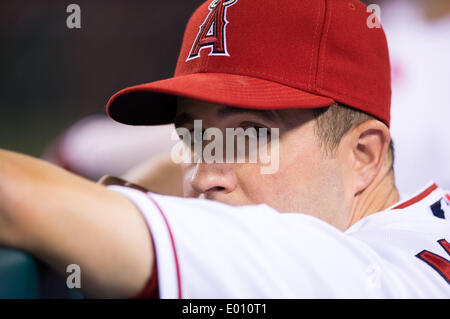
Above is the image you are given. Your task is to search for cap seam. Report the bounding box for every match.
[319,0,333,89]
[308,0,326,92]
[313,0,329,91]
[384,39,391,118]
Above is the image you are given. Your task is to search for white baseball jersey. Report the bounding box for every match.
[109,183,450,298]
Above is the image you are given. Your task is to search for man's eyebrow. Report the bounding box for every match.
[174,107,278,127]
[174,113,196,127]
[217,107,278,122]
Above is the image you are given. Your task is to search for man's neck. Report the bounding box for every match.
[347,169,400,228]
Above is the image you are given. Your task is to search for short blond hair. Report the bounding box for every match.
[312,103,394,170]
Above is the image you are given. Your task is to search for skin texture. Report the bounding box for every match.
[0,98,399,297]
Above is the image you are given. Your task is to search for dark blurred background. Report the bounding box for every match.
[0,0,203,156]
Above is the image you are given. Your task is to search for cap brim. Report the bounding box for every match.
[107,73,335,125]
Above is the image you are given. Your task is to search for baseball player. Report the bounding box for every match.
[0,0,449,299]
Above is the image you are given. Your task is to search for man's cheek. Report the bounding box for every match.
[247,171,286,202]
[181,166,196,197]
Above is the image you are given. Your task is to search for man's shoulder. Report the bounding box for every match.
[348,183,449,232]
[346,183,450,254]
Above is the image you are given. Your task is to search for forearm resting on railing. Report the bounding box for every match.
[0,149,154,298]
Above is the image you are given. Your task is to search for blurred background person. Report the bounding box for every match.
[41,115,182,195]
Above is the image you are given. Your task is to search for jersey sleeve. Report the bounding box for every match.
[108,185,447,298]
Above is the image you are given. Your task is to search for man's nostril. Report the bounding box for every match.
[208,186,226,193]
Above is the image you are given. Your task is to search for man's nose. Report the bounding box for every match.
[189,163,237,196]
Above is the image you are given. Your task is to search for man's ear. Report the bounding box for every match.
[341,120,391,196]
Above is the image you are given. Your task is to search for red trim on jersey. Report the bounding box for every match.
[392,184,438,210]
[147,194,183,299]
[445,193,450,203]
[132,242,160,299]
[130,188,160,299]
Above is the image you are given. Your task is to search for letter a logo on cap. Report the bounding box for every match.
[186,0,238,62]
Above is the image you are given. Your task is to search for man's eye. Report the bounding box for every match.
[180,129,205,148]
[191,129,205,141]
[241,125,271,139]
[177,128,197,145]
[244,127,259,139]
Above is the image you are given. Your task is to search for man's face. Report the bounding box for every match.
[174,98,352,230]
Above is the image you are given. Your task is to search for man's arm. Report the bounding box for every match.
[0,149,154,298]
[122,155,184,197]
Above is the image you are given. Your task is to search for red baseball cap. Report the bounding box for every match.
[107,0,391,126]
